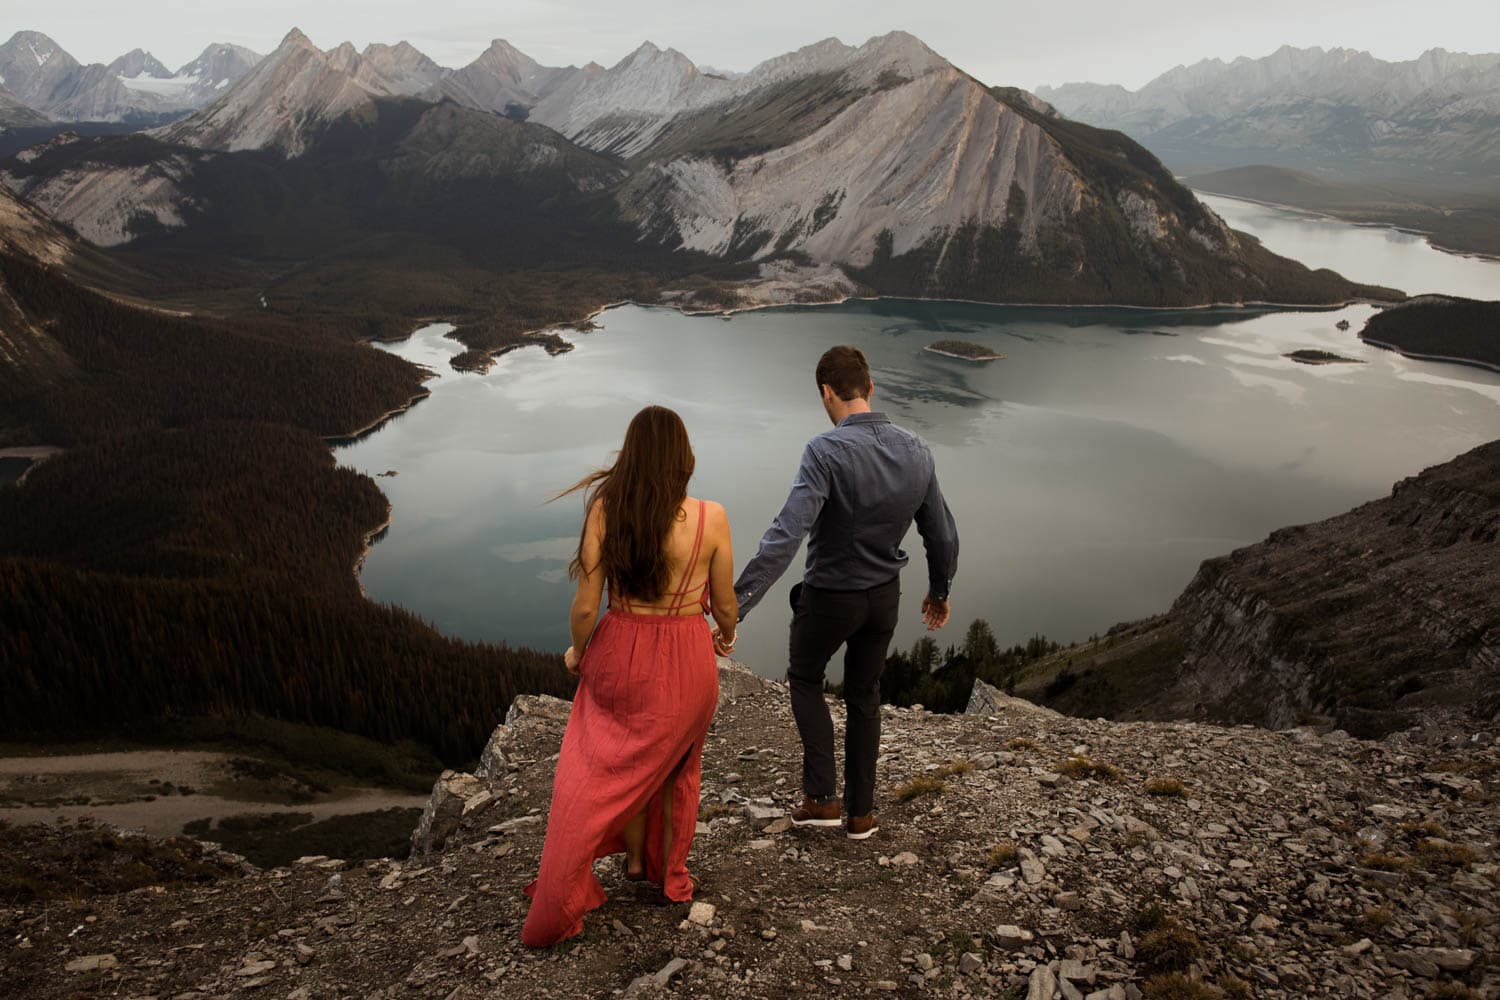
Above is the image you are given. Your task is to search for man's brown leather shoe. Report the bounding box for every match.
[791,796,842,827]
[845,812,879,840]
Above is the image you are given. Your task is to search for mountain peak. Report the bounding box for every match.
[851,30,945,74]
[278,27,318,52]
[328,41,360,72]
[1,30,77,70]
[108,48,173,79]
[484,38,528,56]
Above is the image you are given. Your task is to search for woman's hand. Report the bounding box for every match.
[711,626,737,658]
[564,646,582,675]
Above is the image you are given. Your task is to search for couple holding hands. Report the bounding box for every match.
[522,345,959,947]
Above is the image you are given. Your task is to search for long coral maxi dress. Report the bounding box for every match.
[521,500,720,947]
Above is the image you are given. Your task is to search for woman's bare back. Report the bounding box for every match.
[613,497,719,615]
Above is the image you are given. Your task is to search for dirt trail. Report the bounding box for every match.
[0,750,427,838]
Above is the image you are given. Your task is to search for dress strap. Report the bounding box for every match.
[665,500,707,614]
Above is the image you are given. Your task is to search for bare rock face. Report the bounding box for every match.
[409,770,490,855]
[966,678,1060,719]
[503,693,573,728]
[1167,440,1500,735]
[1025,440,1500,737]
[715,656,768,707]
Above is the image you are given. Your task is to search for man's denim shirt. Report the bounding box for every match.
[734,412,959,617]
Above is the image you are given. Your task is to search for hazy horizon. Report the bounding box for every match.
[12,0,1500,93]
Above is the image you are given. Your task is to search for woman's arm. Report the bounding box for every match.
[705,502,738,653]
[565,500,607,673]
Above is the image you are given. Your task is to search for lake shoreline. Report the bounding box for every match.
[1360,337,1500,375]
[1193,190,1500,264]
[352,505,394,601]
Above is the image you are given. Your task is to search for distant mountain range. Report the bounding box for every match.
[1038,45,1500,179]
[0,32,261,126]
[1,27,1393,327]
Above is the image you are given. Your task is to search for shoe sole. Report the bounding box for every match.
[845,826,879,840]
[791,817,843,828]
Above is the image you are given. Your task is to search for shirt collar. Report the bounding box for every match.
[837,411,890,428]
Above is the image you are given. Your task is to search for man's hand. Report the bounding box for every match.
[564,645,581,675]
[921,597,950,631]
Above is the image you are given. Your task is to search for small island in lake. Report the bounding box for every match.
[925,339,1006,362]
[1284,350,1365,365]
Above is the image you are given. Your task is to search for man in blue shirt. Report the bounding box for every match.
[731,345,959,840]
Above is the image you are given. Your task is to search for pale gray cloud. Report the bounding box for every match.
[20,0,1500,91]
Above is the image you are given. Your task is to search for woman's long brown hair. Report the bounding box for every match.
[554,405,696,602]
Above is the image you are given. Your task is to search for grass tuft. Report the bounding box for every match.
[1132,901,1169,934]
[1137,917,1204,974]
[1060,755,1122,782]
[1359,851,1414,872]
[987,841,1019,868]
[1400,819,1448,839]
[1145,778,1187,797]
[1416,839,1478,869]
[933,760,975,779]
[1218,975,1251,999]
[1004,737,1036,751]
[1142,973,1222,1000]
[895,775,947,801]
[1361,906,1395,933]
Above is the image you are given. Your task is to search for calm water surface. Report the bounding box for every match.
[338,198,1500,676]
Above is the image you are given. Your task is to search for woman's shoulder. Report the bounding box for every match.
[685,496,728,526]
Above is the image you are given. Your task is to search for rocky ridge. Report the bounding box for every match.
[3,28,1397,310]
[1037,45,1500,176]
[1017,439,1500,739]
[0,31,262,124]
[0,81,51,128]
[4,660,1495,998]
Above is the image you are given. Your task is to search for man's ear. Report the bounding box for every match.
[819,383,834,404]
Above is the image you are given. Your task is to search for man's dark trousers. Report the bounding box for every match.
[787,577,901,817]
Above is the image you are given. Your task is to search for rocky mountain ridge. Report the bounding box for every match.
[1017,439,1500,739]
[2,662,1495,998]
[0,80,50,128]
[0,31,262,124]
[1037,44,1500,177]
[2,28,1397,313]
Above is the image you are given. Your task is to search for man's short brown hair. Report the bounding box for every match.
[815,345,872,401]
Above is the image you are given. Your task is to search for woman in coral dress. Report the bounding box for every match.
[521,405,738,948]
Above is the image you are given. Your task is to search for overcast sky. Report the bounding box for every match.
[18,0,1500,91]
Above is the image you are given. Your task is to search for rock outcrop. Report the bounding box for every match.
[3,663,1495,998]
[1017,440,1500,737]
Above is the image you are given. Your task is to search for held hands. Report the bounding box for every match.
[921,597,951,631]
[564,645,581,675]
[711,625,737,658]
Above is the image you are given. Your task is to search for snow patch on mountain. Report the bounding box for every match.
[159,28,385,153]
